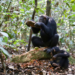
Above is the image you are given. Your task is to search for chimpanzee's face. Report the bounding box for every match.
[39,15,47,24]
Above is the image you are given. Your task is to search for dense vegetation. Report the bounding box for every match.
[0,0,75,74]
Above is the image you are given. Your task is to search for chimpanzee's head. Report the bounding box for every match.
[39,15,49,24]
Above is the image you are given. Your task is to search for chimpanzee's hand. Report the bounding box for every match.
[44,48,52,54]
[34,22,42,27]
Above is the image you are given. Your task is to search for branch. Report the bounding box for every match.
[27,0,37,51]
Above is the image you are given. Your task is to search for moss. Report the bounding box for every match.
[11,47,51,63]
[12,56,20,63]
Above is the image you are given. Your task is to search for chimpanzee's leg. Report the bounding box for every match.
[51,57,69,69]
[59,57,69,69]
[31,36,45,47]
[51,61,59,68]
[47,34,59,48]
[52,52,69,69]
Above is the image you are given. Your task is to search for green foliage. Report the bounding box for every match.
[3,37,8,43]
[0,31,11,58]
[0,47,11,58]
[0,6,2,12]
[13,39,27,46]
[0,0,75,53]
[51,0,75,51]
[71,0,75,3]
[72,4,75,11]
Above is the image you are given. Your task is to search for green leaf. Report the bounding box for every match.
[71,14,75,17]
[0,6,2,12]
[72,5,75,11]
[32,0,35,4]
[13,40,19,45]
[71,0,74,1]
[66,48,69,52]
[66,3,70,8]
[71,0,75,3]
[20,9,24,13]
[0,47,11,58]
[4,21,10,24]
[57,23,61,26]
[65,14,67,17]
[0,32,8,37]
[19,1,22,4]
[3,37,8,43]
[64,0,69,2]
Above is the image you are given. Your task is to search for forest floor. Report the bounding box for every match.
[0,46,75,75]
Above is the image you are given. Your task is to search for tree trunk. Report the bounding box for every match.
[46,0,51,16]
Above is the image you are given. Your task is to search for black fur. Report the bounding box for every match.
[44,47,70,69]
[31,15,59,48]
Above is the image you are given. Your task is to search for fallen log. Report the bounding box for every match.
[11,47,51,63]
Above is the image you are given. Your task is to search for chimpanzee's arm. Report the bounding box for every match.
[41,18,57,35]
[31,27,40,34]
[44,47,60,54]
[53,51,70,58]
[41,22,53,35]
[35,22,54,37]
[51,47,60,53]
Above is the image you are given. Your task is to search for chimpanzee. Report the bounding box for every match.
[44,47,70,69]
[31,15,59,48]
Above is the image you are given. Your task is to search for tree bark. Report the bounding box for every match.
[11,47,51,63]
[46,0,51,17]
